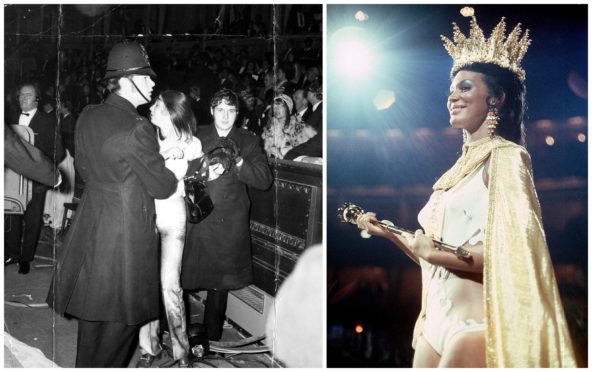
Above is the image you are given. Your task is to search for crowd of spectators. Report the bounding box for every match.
[5,35,322,162]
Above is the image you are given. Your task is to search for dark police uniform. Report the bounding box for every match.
[47,93,177,367]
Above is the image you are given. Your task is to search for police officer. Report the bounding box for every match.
[47,41,177,367]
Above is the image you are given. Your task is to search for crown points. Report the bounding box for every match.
[442,9,531,82]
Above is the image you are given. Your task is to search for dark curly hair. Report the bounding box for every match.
[454,63,527,146]
[210,88,239,111]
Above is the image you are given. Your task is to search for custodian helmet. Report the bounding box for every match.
[103,41,156,80]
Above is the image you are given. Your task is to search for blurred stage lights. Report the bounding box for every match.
[327,129,342,138]
[568,116,585,126]
[545,136,555,146]
[536,120,553,129]
[385,129,402,138]
[331,27,375,81]
[373,90,396,110]
[355,324,364,334]
[355,11,369,22]
[577,133,586,142]
[354,129,372,138]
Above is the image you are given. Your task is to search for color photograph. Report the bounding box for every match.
[327,4,587,368]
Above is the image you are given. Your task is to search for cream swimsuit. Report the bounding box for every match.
[417,165,488,355]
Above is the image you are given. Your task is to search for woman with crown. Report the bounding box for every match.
[356,7,576,368]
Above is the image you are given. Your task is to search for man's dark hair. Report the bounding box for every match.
[210,88,239,111]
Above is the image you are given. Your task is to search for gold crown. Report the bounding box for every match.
[441,7,532,81]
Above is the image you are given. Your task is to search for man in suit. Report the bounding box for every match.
[59,100,77,157]
[292,88,311,123]
[284,82,322,163]
[188,85,211,127]
[47,41,177,368]
[182,89,273,341]
[4,82,66,274]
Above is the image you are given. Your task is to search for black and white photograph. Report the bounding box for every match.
[4,3,322,368]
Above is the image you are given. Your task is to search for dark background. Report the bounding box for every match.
[327,4,587,367]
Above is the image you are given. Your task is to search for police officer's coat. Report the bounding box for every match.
[47,93,177,325]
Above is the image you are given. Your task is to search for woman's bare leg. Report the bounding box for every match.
[412,336,441,368]
[160,227,191,361]
[438,330,485,367]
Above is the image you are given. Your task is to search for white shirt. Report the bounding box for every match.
[297,107,309,120]
[312,101,322,112]
[19,108,37,127]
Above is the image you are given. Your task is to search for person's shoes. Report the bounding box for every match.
[135,352,161,368]
[178,356,190,368]
[4,257,18,266]
[18,261,30,274]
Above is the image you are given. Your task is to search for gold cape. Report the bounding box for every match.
[413,136,577,367]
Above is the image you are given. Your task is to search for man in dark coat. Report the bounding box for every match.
[4,82,66,274]
[182,89,273,341]
[46,42,177,368]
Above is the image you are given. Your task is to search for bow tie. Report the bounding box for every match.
[21,112,30,116]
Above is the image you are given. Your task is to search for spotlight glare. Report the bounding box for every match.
[331,27,375,81]
[577,133,586,142]
[335,41,373,78]
[373,90,396,110]
[355,11,369,22]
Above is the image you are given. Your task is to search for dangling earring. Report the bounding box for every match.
[486,103,500,138]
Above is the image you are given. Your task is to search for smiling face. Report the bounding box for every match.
[448,70,492,134]
[211,101,238,132]
[18,85,39,112]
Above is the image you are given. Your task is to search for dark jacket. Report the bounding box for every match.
[284,126,322,160]
[60,113,77,157]
[47,93,177,325]
[28,109,66,163]
[22,109,65,192]
[284,102,323,160]
[305,102,322,131]
[182,125,272,290]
